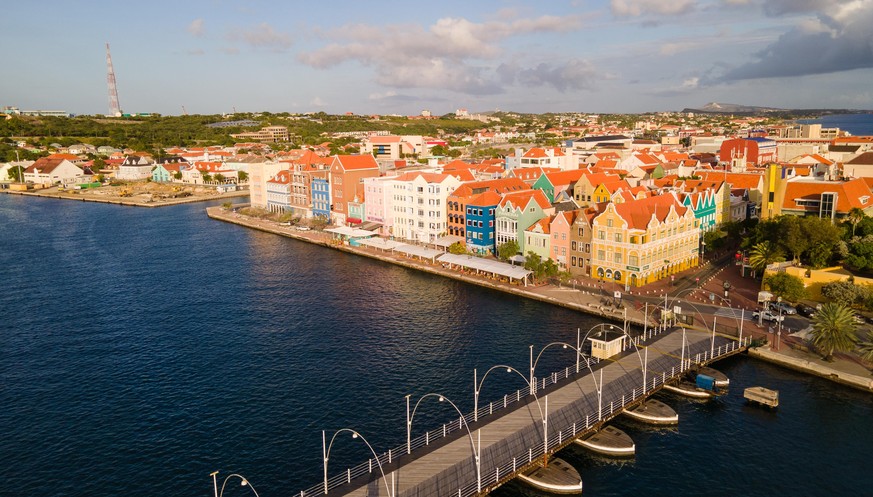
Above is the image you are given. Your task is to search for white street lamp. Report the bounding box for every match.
[211,472,261,497]
[323,428,393,497]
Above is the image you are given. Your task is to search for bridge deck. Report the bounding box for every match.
[311,328,746,497]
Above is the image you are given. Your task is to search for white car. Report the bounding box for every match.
[770,302,796,315]
[295,226,311,231]
[752,309,785,323]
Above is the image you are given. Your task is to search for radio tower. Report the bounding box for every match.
[106,43,122,117]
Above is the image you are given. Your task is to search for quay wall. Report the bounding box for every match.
[748,347,873,392]
[206,207,647,328]
[1,189,249,208]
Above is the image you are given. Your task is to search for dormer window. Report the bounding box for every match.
[861,196,870,205]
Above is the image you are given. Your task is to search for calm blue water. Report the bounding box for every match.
[1,196,870,497]
[797,113,873,136]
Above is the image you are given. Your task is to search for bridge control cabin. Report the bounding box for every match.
[588,332,626,360]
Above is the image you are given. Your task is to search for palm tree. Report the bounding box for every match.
[810,303,858,361]
[858,331,873,364]
[846,207,865,237]
[748,241,785,276]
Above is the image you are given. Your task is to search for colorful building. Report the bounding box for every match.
[495,189,554,254]
[311,171,331,221]
[329,155,380,226]
[591,194,699,288]
[465,191,501,254]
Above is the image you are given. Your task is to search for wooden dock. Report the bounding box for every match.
[744,386,779,408]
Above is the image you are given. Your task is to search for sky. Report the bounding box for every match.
[3,0,873,116]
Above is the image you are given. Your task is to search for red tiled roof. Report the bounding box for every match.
[782,178,873,213]
[543,169,586,186]
[499,189,551,210]
[610,194,688,230]
[334,154,379,171]
[467,190,502,207]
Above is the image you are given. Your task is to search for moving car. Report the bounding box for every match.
[752,309,785,323]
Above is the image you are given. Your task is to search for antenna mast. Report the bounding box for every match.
[106,43,122,117]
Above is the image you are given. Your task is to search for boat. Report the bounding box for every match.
[517,457,583,494]
[662,380,715,399]
[574,425,635,457]
[692,366,730,387]
[622,399,678,425]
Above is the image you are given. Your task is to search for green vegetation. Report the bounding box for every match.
[448,242,467,255]
[497,240,520,262]
[763,272,807,302]
[858,331,873,364]
[810,302,858,361]
[743,216,841,269]
[523,251,559,282]
[821,280,868,307]
[748,241,784,274]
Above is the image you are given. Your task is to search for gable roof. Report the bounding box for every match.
[610,193,689,230]
[334,154,379,171]
[467,190,503,207]
[498,189,551,210]
[847,151,873,165]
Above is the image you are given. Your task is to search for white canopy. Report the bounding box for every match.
[324,226,377,238]
[437,253,532,283]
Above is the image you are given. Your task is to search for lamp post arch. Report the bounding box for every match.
[322,428,393,497]
[211,472,261,497]
[406,392,482,493]
[474,364,540,422]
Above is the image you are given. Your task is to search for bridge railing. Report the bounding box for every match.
[301,329,747,497]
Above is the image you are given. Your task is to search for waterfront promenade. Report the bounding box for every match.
[206,206,873,392]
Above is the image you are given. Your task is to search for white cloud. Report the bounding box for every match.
[297,15,584,95]
[227,22,292,50]
[611,0,697,17]
[187,18,204,37]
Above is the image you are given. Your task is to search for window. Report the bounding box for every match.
[578,228,584,236]
[614,233,622,243]
[597,249,605,261]
[571,241,577,251]
[561,247,566,256]
[598,230,605,240]
[614,252,622,263]
[629,255,639,266]
[607,219,613,227]
[572,256,577,266]
[561,233,566,241]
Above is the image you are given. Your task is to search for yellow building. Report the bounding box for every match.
[591,193,699,288]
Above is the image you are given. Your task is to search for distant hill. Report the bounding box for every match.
[682,102,865,117]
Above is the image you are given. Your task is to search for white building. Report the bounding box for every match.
[504,147,577,171]
[23,158,84,185]
[116,155,154,181]
[390,172,461,243]
[363,176,395,236]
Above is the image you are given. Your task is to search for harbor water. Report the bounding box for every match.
[0,195,870,497]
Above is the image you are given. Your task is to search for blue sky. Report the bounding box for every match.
[4,0,872,116]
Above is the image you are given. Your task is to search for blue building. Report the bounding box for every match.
[465,191,500,254]
[311,174,331,221]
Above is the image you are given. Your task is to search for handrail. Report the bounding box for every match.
[301,331,748,497]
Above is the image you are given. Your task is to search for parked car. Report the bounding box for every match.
[295,226,311,231]
[795,303,816,318]
[770,302,796,315]
[752,309,785,323]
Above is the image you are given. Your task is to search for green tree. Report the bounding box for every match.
[446,149,462,158]
[524,251,543,275]
[7,165,25,181]
[238,171,248,182]
[821,280,867,307]
[810,302,858,361]
[448,241,467,255]
[748,241,784,275]
[201,172,213,183]
[173,171,182,180]
[845,207,866,238]
[763,272,807,302]
[497,240,520,262]
[778,216,807,262]
[801,216,841,267]
[310,215,329,229]
[844,237,873,273]
[429,144,448,156]
[214,173,226,183]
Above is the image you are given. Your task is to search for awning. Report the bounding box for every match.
[393,244,443,261]
[437,253,533,284]
[432,235,464,248]
[359,221,382,231]
[324,226,377,238]
[347,217,362,224]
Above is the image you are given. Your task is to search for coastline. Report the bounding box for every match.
[206,206,650,328]
[1,188,249,207]
[206,207,873,393]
